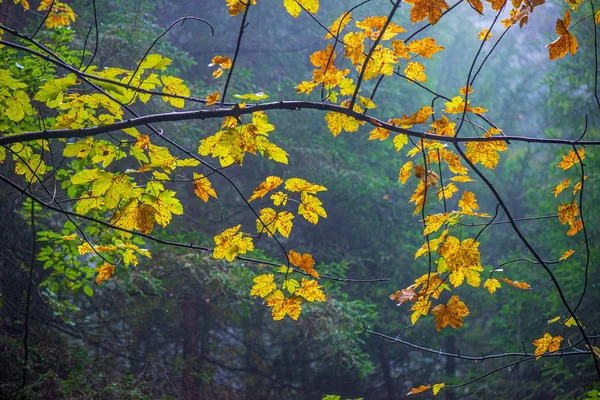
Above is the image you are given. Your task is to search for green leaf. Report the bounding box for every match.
[83,285,94,297]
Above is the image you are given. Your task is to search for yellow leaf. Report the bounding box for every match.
[431,295,470,331]
[226,0,256,16]
[533,333,563,359]
[557,148,585,170]
[161,75,190,108]
[213,224,254,262]
[399,160,413,184]
[415,229,448,259]
[458,191,479,213]
[324,111,363,136]
[408,37,445,59]
[206,91,220,105]
[250,274,277,298]
[546,11,578,60]
[573,176,587,195]
[63,137,94,159]
[289,250,319,279]
[431,115,456,137]
[324,12,352,39]
[553,178,572,197]
[343,31,365,65]
[563,316,578,327]
[464,129,507,169]
[404,0,449,25]
[478,28,492,40]
[557,200,579,225]
[423,213,449,236]
[249,176,284,201]
[298,192,327,224]
[369,127,390,141]
[410,297,431,325]
[256,208,294,238]
[283,278,300,294]
[397,106,433,126]
[404,61,427,83]
[547,316,561,324]
[483,278,501,294]
[559,249,574,261]
[266,290,302,320]
[270,191,288,206]
[295,278,326,302]
[438,183,458,200]
[355,15,406,40]
[210,55,232,69]
[95,262,115,285]
[439,236,483,288]
[285,178,327,193]
[432,383,445,396]
[193,173,217,202]
[393,134,409,151]
[296,80,320,95]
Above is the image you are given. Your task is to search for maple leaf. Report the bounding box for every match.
[399,160,413,184]
[249,176,284,201]
[226,0,256,16]
[250,274,277,298]
[405,62,427,83]
[415,229,448,259]
[361,46,398,80]
[559,249,574,261]
[38,0,77,29]
[431,295,470,331]
[502,277,531,290]
[432,383,445,396]
[405,0,449,25]
[458,191,479,213]
[557,148,585,170]
[533,333,563,359]
[573,176,587,195]
[439,236,483,288]
[368,127,390,141]
[295,278,326,302]
[566,219,583,236]
[397,106,434,126]
[161,75,190,108]
[206,91,220,105]
[413,272,449,299]
[270,191,288,206]
[464,128,507,169]
[410,297,431,325]
[483,278,501,294]
[266,290,302,320]
[438,183,458,200]
[285,178,327,193]
[546,10,578,60]
[324,111,363,136]
[478,29,492,40]
[407,385,431,395]
[355,16,406,40]
[408,38,445,59]
[95,262,115,285]
[288,250,319,279]
[325,11,352,39]
[558,200,579,225]
[553,177,571,197]
[283,0,319,18]
[389,287,418,305]
[431,116,456,137]
[343,31,365,65]
[391,40,411,59]
[193,173,217,202]
[424,213,449,236]
[298,192,327,224]
[256,208,294,238]
[213,224,254,262]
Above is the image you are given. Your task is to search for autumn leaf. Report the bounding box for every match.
[285,178,327,193]
[559,249,574,261]
[95,262,115,285]
[408,38,445,59]
[355,15,406,40]
[410,297,431,325]
[405,0,449,25]
[368,127,390,141]
[464,128,507,169]
[557,148,585,170]
[266,290,302,320]
[397,106,433,126]
[249,176,284,201]
[324,12,352,39]
[533,333,563,359]
[547,316,561,324]
[298,192,327,224]
[431,295,470,331]
[558,200,579,225]
[483,278,501,294]
[226,0,256,16]
[502,277,531,290]
[431,116,456,137]
[389,287,418,305]
[458,191,479,213]
[399,160,413,184]
[161,75,190,108]
[288,250,319,279]
[439,236,483,288]
[295,278,326,302]
[283,0,319,18]
[250,274,277,298]
[206,91,220,105]
[553,177,571,197]
[407,385,431,395]
[563,316,578,327]
[404,62,427,83]
[432,383,445,396]
[478,29,492,40]
[424,213,449,236]
[213,224,254,262]
[193,173,217,202]
[256,208,294,238]
[38,0,77,29]
[546,10,578,60]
